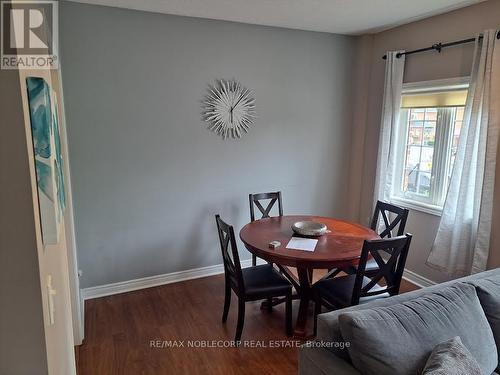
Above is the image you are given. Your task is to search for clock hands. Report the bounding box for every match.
[233,95,244,109]
[230,95,244,125]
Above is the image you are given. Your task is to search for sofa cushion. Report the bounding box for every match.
[422,336,482,375]
[299,346,360,375]
[315,268,500,361]
[472,275,500,368]
[338,283,497,375]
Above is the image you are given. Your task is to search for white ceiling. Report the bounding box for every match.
[67,0,484,35]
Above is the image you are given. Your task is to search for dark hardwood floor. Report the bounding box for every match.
[77,271,418,375]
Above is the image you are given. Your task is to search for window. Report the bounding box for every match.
[391,78,469,214]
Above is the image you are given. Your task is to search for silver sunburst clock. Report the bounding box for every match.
[202,79,256,139]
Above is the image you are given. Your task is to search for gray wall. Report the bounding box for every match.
[60,2,356,288]
[348,0,500,283]
[0,70,48,374]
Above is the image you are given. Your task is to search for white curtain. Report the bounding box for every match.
[374,51,406,205]
[427,30,500,276]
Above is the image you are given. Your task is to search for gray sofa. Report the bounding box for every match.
[299,268,500,375]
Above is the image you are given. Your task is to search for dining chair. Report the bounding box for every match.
[370,200,409,239]
[363,201,409,276]
[249,191,283,266]
[215,214,293,342]
[324,200,409,279]
[313,234,412,335]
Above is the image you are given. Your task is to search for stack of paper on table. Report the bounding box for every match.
[286,237,317,252]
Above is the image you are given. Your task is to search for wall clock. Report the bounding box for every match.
[202,79,256,139]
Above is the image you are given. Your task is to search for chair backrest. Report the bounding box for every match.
[215,215,244,292]
[370,200,409,238]
[249,191,283,222]
[351,234,412,306]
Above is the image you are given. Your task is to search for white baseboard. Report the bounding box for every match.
[81,259,259,300]
[403,268,436,288]
[82,262,437,300]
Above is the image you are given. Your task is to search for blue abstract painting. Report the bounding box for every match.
[26,77,66,245]
[52,93,66,212]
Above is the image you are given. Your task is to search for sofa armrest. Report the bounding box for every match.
[299,345,360,375]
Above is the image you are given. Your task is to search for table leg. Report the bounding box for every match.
[294,267,313,338]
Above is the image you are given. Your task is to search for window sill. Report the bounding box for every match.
[390,197,442,217]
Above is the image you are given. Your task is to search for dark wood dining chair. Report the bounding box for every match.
[363,201,409,276]
[215,214,292,342]
[325,201,409,279]
[370,200,409,238]
[249,191,283,266]
[313,234,412,334]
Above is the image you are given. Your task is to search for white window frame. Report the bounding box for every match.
[390,77,469,216]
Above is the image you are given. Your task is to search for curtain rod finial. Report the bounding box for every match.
[432,43,443,53]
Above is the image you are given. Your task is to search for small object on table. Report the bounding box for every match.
[269,240,281,249]
[292,221,327,237]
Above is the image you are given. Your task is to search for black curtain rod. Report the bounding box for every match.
[382,30,500,60]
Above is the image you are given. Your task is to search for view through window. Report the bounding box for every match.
[392,79,468,212]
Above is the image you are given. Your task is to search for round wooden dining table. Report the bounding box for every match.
[239,215,379,337]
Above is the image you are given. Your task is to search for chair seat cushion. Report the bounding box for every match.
[314,274,389,308]
[242,264,291,298]
[338,283,498,375]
